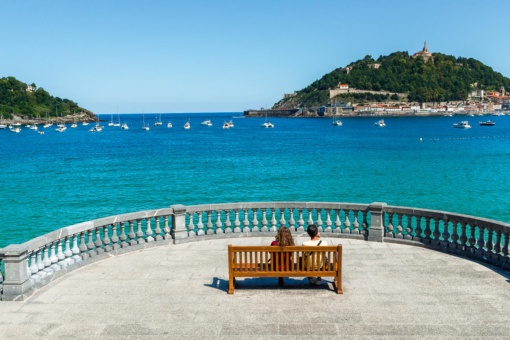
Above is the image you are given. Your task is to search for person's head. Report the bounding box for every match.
[306,224,319,239]
[275,227,295,247]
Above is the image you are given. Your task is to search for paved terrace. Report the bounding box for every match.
[1,236,510,339]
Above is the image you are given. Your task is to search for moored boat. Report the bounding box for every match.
[374,119,386,127]
[479,120,495,126]
[453,121,471,128]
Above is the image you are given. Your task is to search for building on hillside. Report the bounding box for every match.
[412,41,433,62]
[367,63,381,69]
[26,85,35,92]
[283,92,296,99]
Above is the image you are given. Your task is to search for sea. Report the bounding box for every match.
[1,112,510,247]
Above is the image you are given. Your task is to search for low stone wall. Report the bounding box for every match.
[1,201,509,301]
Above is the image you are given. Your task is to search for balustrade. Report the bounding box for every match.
[1,201,510,301]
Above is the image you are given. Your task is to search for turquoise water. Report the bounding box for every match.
[1,112,510,247]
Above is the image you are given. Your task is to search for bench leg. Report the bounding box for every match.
[228,276,235,294]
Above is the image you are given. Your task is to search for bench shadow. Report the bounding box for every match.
[205,277,336,293]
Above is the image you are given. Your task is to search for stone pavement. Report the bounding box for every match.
[1,236,510,339]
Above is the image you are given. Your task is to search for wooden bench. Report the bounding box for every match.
[228,245,342,294]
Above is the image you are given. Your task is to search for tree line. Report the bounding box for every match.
[0,76,85,118]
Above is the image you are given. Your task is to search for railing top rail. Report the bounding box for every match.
[185,201,370,213]
[385,205,510,231]
[0,207,174,254]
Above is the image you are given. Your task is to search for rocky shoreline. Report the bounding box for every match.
[6,112,98,124]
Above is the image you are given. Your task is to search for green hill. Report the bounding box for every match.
[0,76,94,119]
[274,51,510,108]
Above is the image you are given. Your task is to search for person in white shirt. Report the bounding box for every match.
[302,224,327,285]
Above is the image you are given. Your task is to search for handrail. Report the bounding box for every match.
[0,201,509,301]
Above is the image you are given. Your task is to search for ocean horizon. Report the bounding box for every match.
[1,112,509,247]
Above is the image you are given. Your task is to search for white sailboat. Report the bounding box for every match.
[332,111,342,126]
[71,112,77,128]
[142,111,150,131]
[108,113,115,126]
[261,114,274,128]
[154,114,163,126]
[113,114,121,127]
[184,119,190,130]
[43,112,52,128]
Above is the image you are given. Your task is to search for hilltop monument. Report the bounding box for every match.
[412,41,433,62]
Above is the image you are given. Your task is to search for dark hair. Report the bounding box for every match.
[306,224,318,238]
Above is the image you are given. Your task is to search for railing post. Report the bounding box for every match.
[0,245,33,301]
[367,202,387,242]
[171,204,188,244]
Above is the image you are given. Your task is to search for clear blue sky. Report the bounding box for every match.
[2,0,509,114]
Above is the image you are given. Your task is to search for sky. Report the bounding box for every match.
[1,0,510,114]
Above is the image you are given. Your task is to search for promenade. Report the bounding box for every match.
[1,236,510,339]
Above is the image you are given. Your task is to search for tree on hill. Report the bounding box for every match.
[0,76,91,119]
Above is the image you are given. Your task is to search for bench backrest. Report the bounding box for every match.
[228,245,342,275]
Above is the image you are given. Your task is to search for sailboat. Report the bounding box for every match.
[71,112,78,128]
[184,119,190,130]
[142,111,150,131]
[108,113,115,126]
[332,111,342,126]
[261,114,274,128]
[154,114,163,126]
[43,112,52,128]
[55,108,66,132]
[113,113,121,127]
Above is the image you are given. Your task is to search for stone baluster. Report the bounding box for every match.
[49,242,60,270]
[206,211,214,234]
[316,210,323,232]
[243,209,250,232]
[385,213,394,237]
[102,225,112,251]
[261,209,268,232]
[36,248,44,272]
[423,217,431,242]
[405,215,413,240]
[324,209,332,233]
[459,222,467,249]
[72,234,82,262]
[43,245,52,272]
[87,229,96,256]
[163,216,171,240]
[29,252,38,275]
[468,224,477,251]
[486,228,494,256]
[188,212,196,236]
[279,209,286,229]
[494,230,502,255]
[414,217,423,242]
[196,212,204,236]
[215,210,224,234]
[136,220,144,244]
[502,232,509,256]
[145,218,154,242]
[128,221,137,246]
[154,217,162,241]
[56,240,66,268]
[476,225,486,256]
[251,209,259,232]
[95,227,104,254]
[297,209,304,232]
[432,218,441,244]
[269,208,277,232]
[64,236,73,265]
[233,209,241,233]
[353,211,360,234]
[361,210,369,235]
[333,209,341,233]
[450,220,458,247]
[221,210,229,234]
[120,222,129,248]
[111,223,120,249]
[307,209,313,227]
[343,210,351,234]
[395,213,403,239]
[441,219,450,246]
[288,208,295,231]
